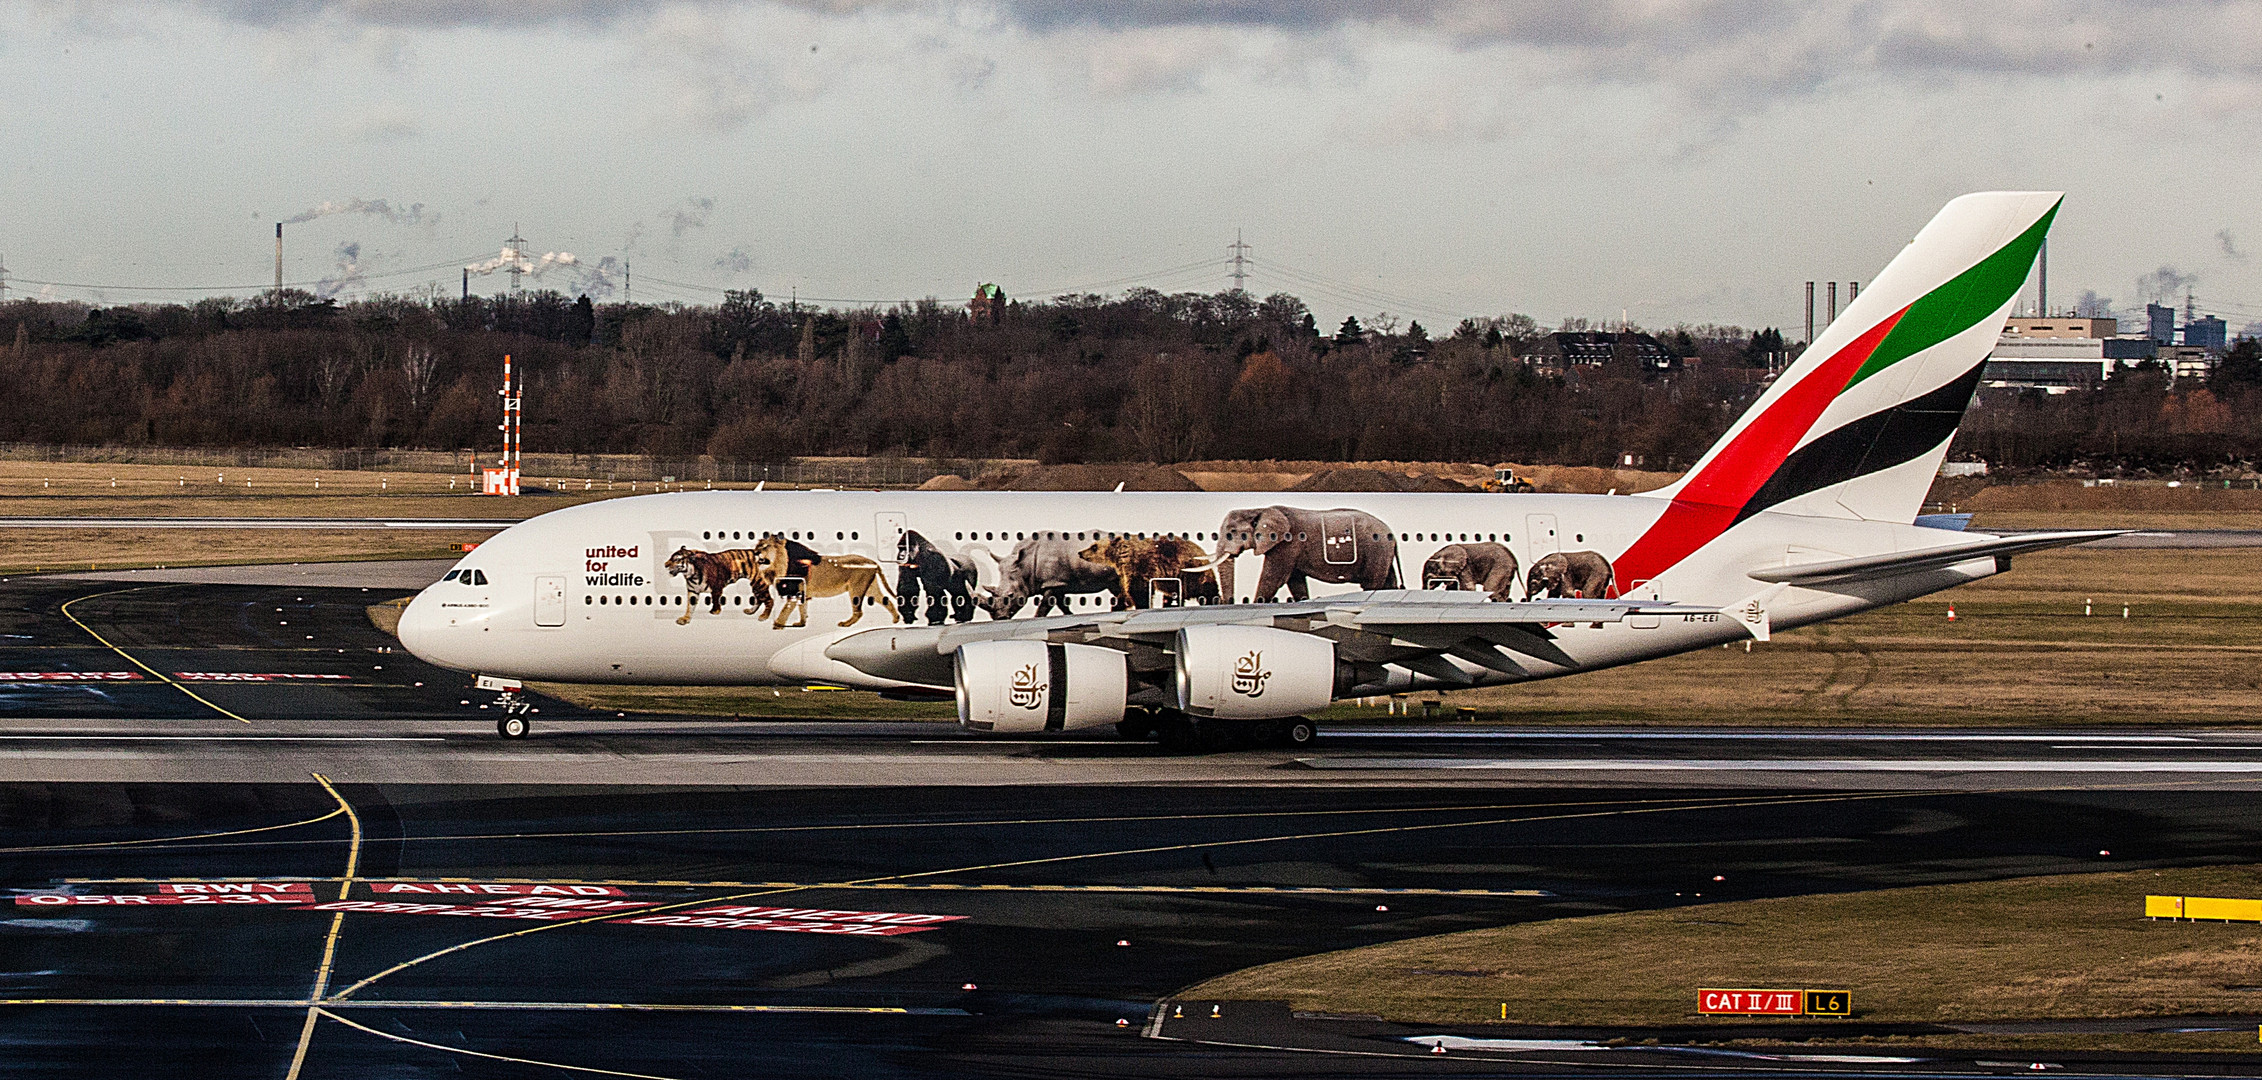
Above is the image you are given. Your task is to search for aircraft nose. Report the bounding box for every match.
[396,588,458,670]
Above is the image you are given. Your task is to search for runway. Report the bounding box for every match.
[4,567,2262,1076]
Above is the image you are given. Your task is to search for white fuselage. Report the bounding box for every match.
[396,489,1999,693]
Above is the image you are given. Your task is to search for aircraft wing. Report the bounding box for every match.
[1746,529,2125,587]
[825,591,1727,688]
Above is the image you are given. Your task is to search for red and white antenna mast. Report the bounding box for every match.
[483,354,522,495]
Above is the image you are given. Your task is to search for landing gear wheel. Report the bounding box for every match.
[1281,719,1318,747]
[1116,708,1161,741]
[497,713,530,739]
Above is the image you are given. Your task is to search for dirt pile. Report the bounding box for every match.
[975,463,1202,491]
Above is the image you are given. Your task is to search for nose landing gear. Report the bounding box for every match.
[478,674,533,739]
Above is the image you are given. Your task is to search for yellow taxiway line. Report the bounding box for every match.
[58,586,252,723]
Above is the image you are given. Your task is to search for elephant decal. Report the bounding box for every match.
[1422,542,1520,602]
[1526,550,1614,599]
[1214,506,1399,603]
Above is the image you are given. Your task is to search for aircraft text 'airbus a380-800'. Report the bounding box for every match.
[399,192,2114,745]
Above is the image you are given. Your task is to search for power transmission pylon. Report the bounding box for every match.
[1228,231,1250,295]
[507,225,527,292]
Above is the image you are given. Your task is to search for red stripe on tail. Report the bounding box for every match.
[1613,306,1909,588]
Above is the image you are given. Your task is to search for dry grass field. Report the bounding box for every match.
[1323,546,2262,728]
[1187,863,2262,1049]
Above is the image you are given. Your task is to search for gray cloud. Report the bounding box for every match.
[714,247,754,274]
[2221,229,2247,261]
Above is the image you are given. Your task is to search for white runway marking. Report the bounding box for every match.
[1322,730,2207,743]
[1303,758,2262,773]
[0,735,445,743]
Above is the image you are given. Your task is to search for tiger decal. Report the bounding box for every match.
[664,546,773,625]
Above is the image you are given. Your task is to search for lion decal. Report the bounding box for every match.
[752,535,900,629]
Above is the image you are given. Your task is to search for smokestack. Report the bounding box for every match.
[1827,282,1838,325]
[2037,238,2047,316]
[1848,281,1858,305]
[1805,282,1815,344]
[274,223,283,292]
[462,267,469,301]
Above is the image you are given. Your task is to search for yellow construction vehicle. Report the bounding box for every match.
[1481,465,1534,493]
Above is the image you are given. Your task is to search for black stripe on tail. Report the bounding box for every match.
[1732,359,1986,526]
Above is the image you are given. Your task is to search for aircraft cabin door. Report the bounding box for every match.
[1626,580,1659,629]
[875,512,908,574]
[534,575,566,627]
[1525,514,1559,565]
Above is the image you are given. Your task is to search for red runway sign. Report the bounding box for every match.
[609,913,940,935]
[683,905,967,926]
[174,673,351,682]
[303,897,657,921]
[0,672,141,682]
[15,893,306,906]
[1698,989,1802,1015]
[367,882,628,897]
[157,882,312,894]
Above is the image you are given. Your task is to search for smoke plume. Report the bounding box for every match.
[2136,265,2197,306]
[315,241,365,299]
[283,198,427,226]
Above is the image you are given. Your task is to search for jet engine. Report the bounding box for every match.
[954,640,1128,733]
[1173,625,1337,719]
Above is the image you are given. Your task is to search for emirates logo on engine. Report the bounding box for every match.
[1008,662,1048,710]
[1231,651,1270,698]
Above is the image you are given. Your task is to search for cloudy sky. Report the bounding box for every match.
[5,0,2261,333]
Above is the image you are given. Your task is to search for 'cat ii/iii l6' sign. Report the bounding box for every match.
[1697,989,1851,1016]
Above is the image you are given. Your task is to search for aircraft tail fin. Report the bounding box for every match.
[1617,192,2059,585]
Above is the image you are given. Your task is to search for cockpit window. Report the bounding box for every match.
[441,570,461,582]
[457,569,488,586]
[472,569,489,586]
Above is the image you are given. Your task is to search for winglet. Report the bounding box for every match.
[1728,584,1788,642]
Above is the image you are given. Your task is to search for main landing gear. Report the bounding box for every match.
[1116,708,1317,753]
[478,675,533,739]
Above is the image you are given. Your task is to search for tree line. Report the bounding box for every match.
[2,287,2251,473]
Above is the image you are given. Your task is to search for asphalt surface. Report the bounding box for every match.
[2,568,2262,1077]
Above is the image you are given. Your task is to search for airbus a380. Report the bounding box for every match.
[399,191,2114,744]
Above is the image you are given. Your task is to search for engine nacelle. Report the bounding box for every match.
[1173,625,1336,719]
[954,640,1128,733]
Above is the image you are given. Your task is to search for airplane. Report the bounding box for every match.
[398,191,2115,745]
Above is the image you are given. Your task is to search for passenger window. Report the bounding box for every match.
[584,596,592,605]
[851,532,858,540]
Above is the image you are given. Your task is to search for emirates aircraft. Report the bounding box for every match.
[400,192,2112,745]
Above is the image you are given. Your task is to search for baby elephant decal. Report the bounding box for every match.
[1422,542,1520,601]
[1213,506,1399,603]
[1526,550,1614,599]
